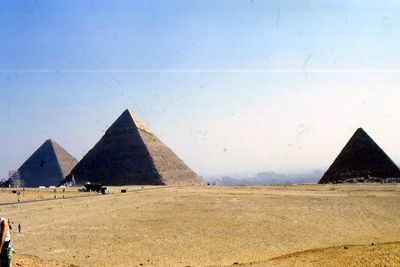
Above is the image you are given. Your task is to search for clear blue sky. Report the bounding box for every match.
[1,1,400,179]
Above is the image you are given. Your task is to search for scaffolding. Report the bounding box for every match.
[8,170,23,188]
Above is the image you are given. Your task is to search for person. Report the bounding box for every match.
[18,224,22,233]
[0,217,12,267]
[6,220,11,231]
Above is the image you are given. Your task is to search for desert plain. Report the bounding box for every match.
[0,184,399,266]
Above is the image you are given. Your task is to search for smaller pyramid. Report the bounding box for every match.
[319,128,400,184]
[18,139,78,187]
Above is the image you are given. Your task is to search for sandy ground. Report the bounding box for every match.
[230,242,400,267]
[0,184,399,266]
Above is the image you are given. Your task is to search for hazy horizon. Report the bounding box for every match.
[1,1,400,179]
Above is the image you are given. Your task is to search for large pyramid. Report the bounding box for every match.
[319,128,400,184]
[64,109,202,186]
[18,139,78,187]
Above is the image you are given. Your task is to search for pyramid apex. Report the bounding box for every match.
[110,109,152,133]
[43,139,56,146]
[352,128,371,139]
[355,127,366,133]
[45,139,61,147]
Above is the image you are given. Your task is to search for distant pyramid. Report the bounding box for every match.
[18,139,78,187]
[63,109,202,186]
[319,128,400,184]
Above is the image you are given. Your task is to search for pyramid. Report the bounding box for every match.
[18,139,78,187]
[63,109,202,186]
[319,128,400,184]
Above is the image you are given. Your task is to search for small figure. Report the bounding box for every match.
[18,224,22,233]
[7,219,12,230]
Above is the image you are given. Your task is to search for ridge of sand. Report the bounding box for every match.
[227,241,400,266]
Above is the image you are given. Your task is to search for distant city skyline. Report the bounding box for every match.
[1,1,400,179]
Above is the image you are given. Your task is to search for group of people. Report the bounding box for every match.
[0,217,21,267]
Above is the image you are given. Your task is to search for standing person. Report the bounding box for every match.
[18,224,22,233]
[6,220,11,231]
[0,217,12,267]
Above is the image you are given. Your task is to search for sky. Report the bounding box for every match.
[1,0,400,179]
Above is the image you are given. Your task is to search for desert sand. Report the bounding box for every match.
[1,184,399,266]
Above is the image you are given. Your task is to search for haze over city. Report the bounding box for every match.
[1,0,400,179]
